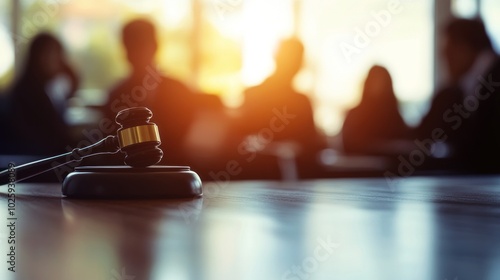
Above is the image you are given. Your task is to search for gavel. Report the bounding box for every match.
[0,107,202,198]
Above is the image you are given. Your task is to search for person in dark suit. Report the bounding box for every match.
[239,38,323,178]
[6,33,77,155]
[103,19,195,165]
[342,65,409,155]
[418,18,500,172]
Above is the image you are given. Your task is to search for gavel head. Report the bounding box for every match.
[115,107,163,167]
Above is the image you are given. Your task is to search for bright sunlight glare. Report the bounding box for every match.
[0,25,14,77]
[241,0,294,86]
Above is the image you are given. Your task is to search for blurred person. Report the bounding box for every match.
[238,38,323,178]
[104,19,195,165]
[418,18,500,172]
[342,65,409,155]
[5,33,77,155]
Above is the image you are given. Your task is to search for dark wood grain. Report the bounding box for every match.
[1,176,500,280]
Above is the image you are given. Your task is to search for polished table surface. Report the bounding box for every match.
[1,176,500,280]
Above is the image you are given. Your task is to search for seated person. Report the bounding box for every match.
[6,33,77,155]
[417,18,500,172]
[103,19,195,165]
[239,38,323,178]
[342,65,409,155]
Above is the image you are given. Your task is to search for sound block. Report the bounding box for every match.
[62,166,202,199]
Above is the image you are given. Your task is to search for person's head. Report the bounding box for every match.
[443,18,493,82]
[274,38,304,82]
[122,19,157,70]
[361,65,397,106]
[23,33,65,82]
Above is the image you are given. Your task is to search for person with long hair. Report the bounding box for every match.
[342,65,409,155]
[6,33,78,155]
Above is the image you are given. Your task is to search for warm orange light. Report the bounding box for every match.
[240,0,294,86]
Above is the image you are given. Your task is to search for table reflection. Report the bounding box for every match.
[1,177,500,280]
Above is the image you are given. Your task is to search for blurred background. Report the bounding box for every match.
[1,0,500,180]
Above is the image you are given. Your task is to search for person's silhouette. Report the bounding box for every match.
[104,19,194,165]
[342,65,409,155]
[239,38,322,178]
[6,33,77,155]
[418,18,500,172]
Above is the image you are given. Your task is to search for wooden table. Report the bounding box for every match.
[1,176,500,280]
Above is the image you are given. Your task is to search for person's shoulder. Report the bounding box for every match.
[10,79,45,104]
[246,77,280,97]
[285,92,312,110]
[343,106,362,120]
[108,78,132,98]
[293,92,311,102]
[242,84,266,105]
[244,83,264,96]
[158,75,192,93]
